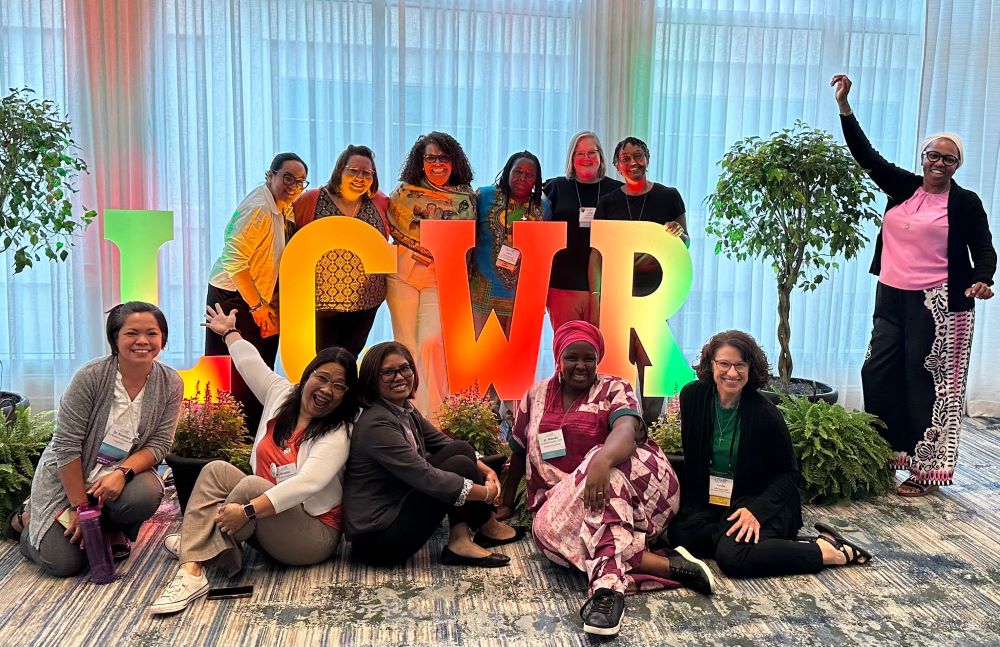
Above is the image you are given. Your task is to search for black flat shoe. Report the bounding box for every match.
[473,526,528,549]
[440,546,510,568]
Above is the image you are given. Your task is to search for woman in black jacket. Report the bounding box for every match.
[832,74,996,496]
[668,331,872,578]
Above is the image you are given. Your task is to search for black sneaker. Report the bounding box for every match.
[670,546,715,594]
[580,587,625,636]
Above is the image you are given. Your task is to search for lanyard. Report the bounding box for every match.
[573,179,606,210]
[712,398,740,474]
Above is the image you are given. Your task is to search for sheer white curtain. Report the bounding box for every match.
[920,1,1000,416]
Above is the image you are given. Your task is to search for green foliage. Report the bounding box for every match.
[778,395,894,504]
[171,383,250,463]
[649,408,683,456]
[0,88,97,273]
[0,408,55,533]
[438,384,507,457]
[705,120,881,385]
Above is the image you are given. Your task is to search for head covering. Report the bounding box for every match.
[552,320,605,367]
[920,132,964,169]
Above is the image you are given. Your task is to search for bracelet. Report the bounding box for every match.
[248,299,265,313]
[482,483,494,503]
[221,328,240,341]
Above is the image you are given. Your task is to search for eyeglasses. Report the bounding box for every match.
[423,154,451,165]
[379,364,414,383]
[344,167,375,180]
[311,374,348,393]
[573,150,600,161]
[617,151,647,165]
[922,151,959,167]
[713,359,749,374]
[276,172,309,189]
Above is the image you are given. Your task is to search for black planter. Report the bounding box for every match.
[666,453,685,483]
[0,391,29,424]
[164,453,222,513]
[761,377,838,405]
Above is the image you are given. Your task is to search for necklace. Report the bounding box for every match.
[624,190,648,221]
[714,397,740,448]
[573,179,605,209]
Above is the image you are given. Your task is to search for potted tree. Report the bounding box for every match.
[437,384,509,474]
[165,383,250,512]
[705,120,881,402]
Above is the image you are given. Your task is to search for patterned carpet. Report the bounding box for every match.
[2,418,999,647]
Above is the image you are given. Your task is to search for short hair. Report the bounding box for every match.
[695,330,771,392]
[269,152,308,177]
[358,341,420,406]
[326,144,380,197]
[105,302,169,354]
[398,132,474,186]
[564,130,607,180]
[612,137,650,165]
[494,150,543,209]
[270,346,360,446]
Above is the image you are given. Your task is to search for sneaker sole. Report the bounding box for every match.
[163,536,180,560]
[148,582,209,615]
[583,611,624,636]
[675,545,716,595]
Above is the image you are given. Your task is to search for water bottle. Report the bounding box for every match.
[77,504,116,584]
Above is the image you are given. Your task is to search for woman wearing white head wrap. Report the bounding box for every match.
[831,74,996,497]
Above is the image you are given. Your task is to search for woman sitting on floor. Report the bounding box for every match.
[497,320,712,638]
[12,302,182,577]
[149,303,360,615]
[344,341,519,568]
[668,330,873,580]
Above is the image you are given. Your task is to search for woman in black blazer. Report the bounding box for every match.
[668,331,872,578]
[832,74,995,496]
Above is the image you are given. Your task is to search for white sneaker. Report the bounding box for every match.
[163,533,180,560]
[149,569,209,615]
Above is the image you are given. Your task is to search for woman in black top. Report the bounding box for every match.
[668,330,872,578]
[832,74,995,496]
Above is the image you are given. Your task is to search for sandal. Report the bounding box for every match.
[814,522,872,565]
[896,478,939,497]
[4,503,26,541]
[111,538,132,562]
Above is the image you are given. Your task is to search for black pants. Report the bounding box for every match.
[351,441,492,567]
[668,504,823,579]
[316,307,380,359]
[205,284,279,436]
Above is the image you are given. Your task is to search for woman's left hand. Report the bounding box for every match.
[725,507,761,544]
[965,282,994,300]
[203,303,239,336]
[215,503,250,535]
[582,457,612,513]
[87,471,126,501]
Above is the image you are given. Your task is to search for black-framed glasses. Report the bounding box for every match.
[423,154,451,165]
[277,172,309,189]
[713,359,749,374]
[617,151,647,165]
[379,364,414,383]
[344,167,375,180]
[922,151,959,167]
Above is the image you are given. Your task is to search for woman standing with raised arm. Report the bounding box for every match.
[832,74,995,496]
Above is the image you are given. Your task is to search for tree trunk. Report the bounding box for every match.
[776,284,793,389]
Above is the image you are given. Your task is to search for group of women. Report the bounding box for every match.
[5,74,994,639]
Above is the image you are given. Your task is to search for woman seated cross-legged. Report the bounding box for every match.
[344,341,519,568]
[668,330,873,581]
[498,321,713,638]
[149,304,360,615]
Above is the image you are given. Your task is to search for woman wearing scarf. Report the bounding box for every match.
[387,132,477,419]
[498,321,712,637]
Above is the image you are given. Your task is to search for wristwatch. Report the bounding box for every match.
[243,503,257,521]
[114,466,135,483]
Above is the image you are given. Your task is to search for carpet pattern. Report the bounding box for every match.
[1,418,999,647]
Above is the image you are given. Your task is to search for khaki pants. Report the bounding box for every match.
[179,461,340,575]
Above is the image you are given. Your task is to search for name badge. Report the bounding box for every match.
[270,462,298,483]
[538,429,567,460]
[579,207,596,228]
[708,474,735,507]
[96,423,136,466]
[496,245,521,272]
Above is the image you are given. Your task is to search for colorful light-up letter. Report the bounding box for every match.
[279,216,397,382]
[422,220,566,400]
[103,210,174,303]
[590,221,694,396]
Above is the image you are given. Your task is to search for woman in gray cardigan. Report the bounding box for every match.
[9,302,183,577]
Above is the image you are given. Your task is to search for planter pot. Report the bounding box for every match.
[761,377,838,405]
[165,453,222,513]
[0,391,29,424]
[666,453,685,483]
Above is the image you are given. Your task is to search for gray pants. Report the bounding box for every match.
[179,460,340,576]
[19,470,164,577]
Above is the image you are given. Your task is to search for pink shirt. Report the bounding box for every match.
[879,188,949,290]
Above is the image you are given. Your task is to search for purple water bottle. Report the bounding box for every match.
[77,504,116,584]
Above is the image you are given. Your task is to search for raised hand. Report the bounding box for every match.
[203,303,238,336]
[830,74,853,113]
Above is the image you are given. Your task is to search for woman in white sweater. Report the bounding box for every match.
[149,304,360,615]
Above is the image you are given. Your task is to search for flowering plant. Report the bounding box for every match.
[438,384,507,457]
[171,382,250,470]
[649,398,683,456]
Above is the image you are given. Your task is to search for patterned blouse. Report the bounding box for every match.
[313,190,388,312]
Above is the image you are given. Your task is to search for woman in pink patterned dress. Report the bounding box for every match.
[498,320,712,637]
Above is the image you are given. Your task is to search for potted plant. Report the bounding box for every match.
[648,399,683,478]
[437,384,509,474]
[705,120,881,402]
[165,383,250,512]
[1,408,54,535]
[778,395,894,504]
